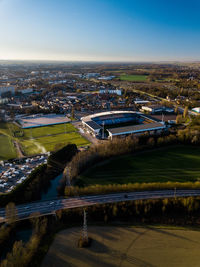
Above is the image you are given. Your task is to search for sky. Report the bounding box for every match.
[0,0,200,62]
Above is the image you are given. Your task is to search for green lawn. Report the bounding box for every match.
[80,145,200,185]
[0,134,17,160]
[119,74,148,82]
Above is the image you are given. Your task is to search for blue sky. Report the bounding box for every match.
[0,0,200,61]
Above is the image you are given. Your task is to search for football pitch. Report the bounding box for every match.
[80,145,200,185]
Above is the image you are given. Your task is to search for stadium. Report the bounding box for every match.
[81,111,166,139]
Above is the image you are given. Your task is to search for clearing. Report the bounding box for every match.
[42,226,200,267]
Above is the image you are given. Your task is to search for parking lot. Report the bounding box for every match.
[0,154,49,194]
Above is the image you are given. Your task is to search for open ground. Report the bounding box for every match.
[119,74,148,82]
[80,145,200,185]
[42,226,200,267]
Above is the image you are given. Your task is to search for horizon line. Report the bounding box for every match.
[0,59,200,64]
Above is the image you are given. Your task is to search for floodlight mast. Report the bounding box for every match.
[102,121,105,139]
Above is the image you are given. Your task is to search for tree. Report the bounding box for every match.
[175,105,179,114]
[71,106,75,119]
[5,202,18,224]
[183,106,188,118]
[57,90,63,97]
[176,115,183,124]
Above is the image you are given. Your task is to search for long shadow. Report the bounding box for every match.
[46,244,116,267]
[146,226,200,244]
[110,249,156,267]
[117,228,151,267]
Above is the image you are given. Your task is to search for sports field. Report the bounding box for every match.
[80,145,200,185]
[42,226,200,267]
[0,122,89,159]
[20,131,89,155]
[119,74,148,82]
[19,123,89,155]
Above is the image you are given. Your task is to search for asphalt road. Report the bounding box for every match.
[1,189,200,223]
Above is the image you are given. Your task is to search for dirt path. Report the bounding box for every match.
[14,140,24,158]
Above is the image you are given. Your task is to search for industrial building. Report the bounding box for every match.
[141,105,174,114]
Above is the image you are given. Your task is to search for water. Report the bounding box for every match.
[41,173,63,201]
[0,227,32,261]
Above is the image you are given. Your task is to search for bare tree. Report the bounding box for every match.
[5,202,18,224]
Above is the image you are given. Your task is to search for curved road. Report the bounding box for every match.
[1,189,200,223]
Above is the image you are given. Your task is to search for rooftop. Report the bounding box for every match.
[107,122,165,135]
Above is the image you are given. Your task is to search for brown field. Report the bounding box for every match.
[42,226,200,267]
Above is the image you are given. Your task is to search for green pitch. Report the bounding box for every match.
[80,145,200,185]
[119,74,148,81]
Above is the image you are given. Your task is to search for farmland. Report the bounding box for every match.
[80,145,200,185]
[42,226,200,267]
[0,122,89,159]
[119,74,148,82]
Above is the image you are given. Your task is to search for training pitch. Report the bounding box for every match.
[0,122,89,159]
[42,226,200,267]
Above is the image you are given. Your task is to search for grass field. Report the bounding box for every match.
[20,131,89,155]
[42,226,200,267]
[80,145,200,185]
[22,123,76,139]
[0,122,90,159]
[119,74,148,82]
[0,134,17,160]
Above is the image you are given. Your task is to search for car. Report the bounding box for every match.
[50,201,54,205]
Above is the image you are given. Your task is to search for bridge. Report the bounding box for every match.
[1,189,200,223]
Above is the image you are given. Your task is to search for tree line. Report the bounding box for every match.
[2,195,200,266]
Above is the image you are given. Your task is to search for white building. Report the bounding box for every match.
[192,107,200,113]
[99,89,122,96]
[141,105,174,114]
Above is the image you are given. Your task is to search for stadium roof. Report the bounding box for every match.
[107,122,165,136]
[81,111,138,122]
[84,120,102,131]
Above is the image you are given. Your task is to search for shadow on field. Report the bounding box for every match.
[146,226,200,244]
[89,239,109,253]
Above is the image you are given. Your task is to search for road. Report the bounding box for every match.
[1,189,200,223]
